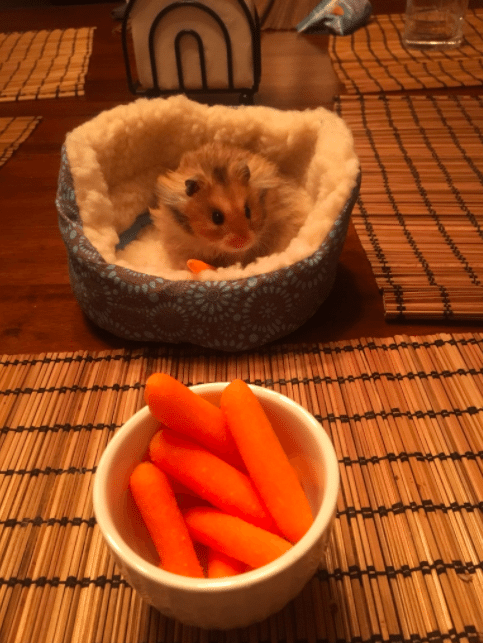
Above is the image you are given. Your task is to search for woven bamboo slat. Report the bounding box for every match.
[0,116,41,167]
[0,28,95,102]
[1,335,483,642]
[329,8,483,94]
[336,94,483,320]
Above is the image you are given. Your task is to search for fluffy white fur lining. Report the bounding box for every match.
[65,95,359,281]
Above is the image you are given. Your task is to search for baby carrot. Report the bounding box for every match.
[207,549,248,578]
[144,373,238,462]
[129,461,204,577]
[184,507,292,569]
[149,428,277,532]
[220,379,313,543]
[187,259,216,274]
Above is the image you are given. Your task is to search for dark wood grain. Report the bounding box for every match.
[1,1,481,357]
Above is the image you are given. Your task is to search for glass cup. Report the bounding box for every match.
[403,0,469,49]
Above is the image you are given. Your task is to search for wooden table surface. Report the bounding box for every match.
[1,0,481,357]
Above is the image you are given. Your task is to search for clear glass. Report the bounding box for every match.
[403,0,469,49]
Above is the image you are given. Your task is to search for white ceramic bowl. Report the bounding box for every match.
[93,383,340,630]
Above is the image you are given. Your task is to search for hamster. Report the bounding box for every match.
[149,143,310,270]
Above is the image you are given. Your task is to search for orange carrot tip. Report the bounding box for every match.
[187,259,216,274]
[143,373,239,463]
[129,461,204,578]
[207,549,249,578]
[220,379,313,543]
[184,507,292,570]
[149,428,277,532]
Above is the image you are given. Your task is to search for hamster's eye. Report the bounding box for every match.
[212,210,225,225]
[245,204,251,219]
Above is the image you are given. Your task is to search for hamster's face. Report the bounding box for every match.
[184,181,266,254]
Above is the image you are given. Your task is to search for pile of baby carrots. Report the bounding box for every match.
[129,374,313,578]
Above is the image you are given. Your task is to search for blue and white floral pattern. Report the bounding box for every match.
[57,145,360,351]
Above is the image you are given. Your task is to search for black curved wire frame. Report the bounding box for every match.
[151,4,234,92]
[121,0,261,104]
[174,31,208,91]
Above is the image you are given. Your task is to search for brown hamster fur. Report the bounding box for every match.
[149,143,309,269]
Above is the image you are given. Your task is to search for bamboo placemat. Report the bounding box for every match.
[0,27,95,102]
[329,8,483,94]
[1,334,483,642]
[0,116,41,167]
[336,93,483,320]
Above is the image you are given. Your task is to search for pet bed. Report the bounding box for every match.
[56,95,360,351]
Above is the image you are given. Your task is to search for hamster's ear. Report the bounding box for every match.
[185,178,201,196]
[235,162,251,185]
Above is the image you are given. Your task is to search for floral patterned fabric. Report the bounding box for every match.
[56,146,360,351]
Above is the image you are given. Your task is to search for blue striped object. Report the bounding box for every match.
[297,0,372,35]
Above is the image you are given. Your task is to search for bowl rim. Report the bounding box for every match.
[93,382,340,591]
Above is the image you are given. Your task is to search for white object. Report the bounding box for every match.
[93,382,340,629]
[126,0,258,91]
